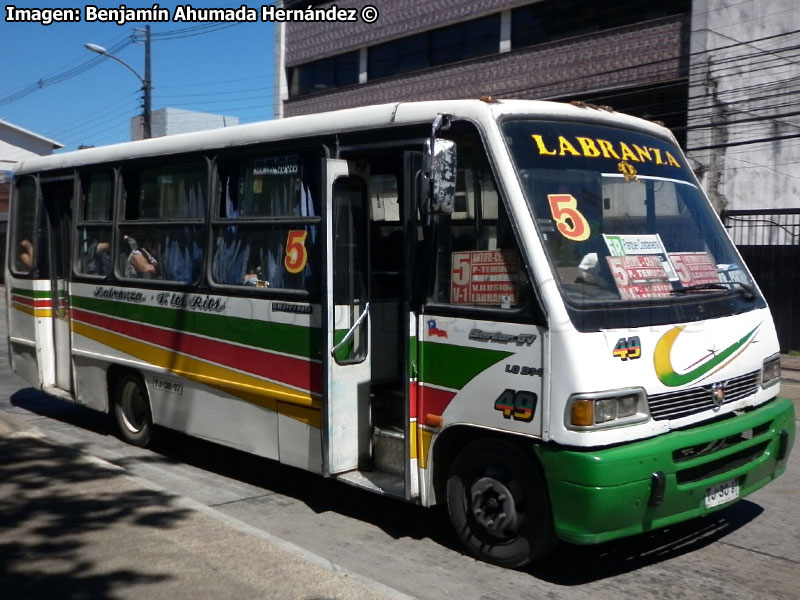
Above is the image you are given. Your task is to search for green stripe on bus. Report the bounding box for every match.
[71,295,320,360]
[419,341,512,391]
[10,287,51,299]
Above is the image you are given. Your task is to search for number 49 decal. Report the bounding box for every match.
[613,336,641,361]
[494,389,538,422]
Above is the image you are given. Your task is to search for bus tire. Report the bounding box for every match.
[446,438,554,568]
[112,372,153,447]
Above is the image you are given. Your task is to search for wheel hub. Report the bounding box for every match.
[121,386,146,432]
[470,476,520,537]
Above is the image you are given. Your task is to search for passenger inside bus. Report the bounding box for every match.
[123,235,159,278]
[17,239,34,270]
[84,240,111,276]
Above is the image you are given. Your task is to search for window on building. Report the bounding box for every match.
[289,13,502,97]
[292,51,359,96]
[512,0,690,49]
[432,13,501,66]
[369,32,428,79]
[370,15,500,81]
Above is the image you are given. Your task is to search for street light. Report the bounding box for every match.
[85,26,152,139]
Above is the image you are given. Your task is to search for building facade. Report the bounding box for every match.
[276,0,800,214]
[686,0,800,215]
[278,0,691,139]
[131,107,240,141]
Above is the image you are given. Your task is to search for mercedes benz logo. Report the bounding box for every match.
[711,382,726,409]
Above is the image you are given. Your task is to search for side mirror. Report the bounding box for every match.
[424,138,457,214]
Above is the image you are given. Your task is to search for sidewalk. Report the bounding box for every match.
[0,411,404,600]
[781,354,800,384]
[781,355,800,418]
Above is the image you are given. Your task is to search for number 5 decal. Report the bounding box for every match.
[285,230,308,273]
[547,193,591,241]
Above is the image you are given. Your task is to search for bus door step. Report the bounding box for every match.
[373,425,405,476]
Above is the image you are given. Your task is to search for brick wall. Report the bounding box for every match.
[285,0,531,66]
[284,15,689,117]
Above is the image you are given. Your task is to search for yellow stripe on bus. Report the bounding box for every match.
[417,426,434,469]
[12,303,52,318]
[72,321,321,421]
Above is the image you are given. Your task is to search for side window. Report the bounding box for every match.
[210,152,320,293]
[118,159,207,283]
[370,174,402,299]
[428,122,532,311]
[76,170,114,277]
[10,176,37,275]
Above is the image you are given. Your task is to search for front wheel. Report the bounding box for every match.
[446,438,555,568]
[113,372,153,447]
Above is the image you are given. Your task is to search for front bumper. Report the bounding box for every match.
[535,397,795,545]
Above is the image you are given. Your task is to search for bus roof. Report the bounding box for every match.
[13,99,673,176]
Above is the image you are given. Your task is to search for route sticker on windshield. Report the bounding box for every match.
[669,252,721,286]
[607,255,673,299]
[603,233,677,276]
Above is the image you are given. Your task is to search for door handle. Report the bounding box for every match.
[330,302,370,356]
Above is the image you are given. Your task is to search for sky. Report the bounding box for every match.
[1,1,277,153]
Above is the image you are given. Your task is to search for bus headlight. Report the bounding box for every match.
[567,388,649,429]
[761,354,781,388]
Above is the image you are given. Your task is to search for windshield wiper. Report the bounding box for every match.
[671,281,756,300]
[727,280,757,300]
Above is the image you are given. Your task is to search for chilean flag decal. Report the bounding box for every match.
[427,319,448,338]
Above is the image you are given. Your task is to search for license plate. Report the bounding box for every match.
[704,478,740,509]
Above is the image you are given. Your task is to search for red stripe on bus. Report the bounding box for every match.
[72,308,321,394]
[11,295,52,308]
[418,384,456,418]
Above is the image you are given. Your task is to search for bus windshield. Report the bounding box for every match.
[501,119,759,322]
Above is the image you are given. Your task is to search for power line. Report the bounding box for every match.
[0,7,267,108]
[0,36,135,106]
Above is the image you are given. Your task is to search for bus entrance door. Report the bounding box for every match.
[41,176,75,393]
[323,159,372,475]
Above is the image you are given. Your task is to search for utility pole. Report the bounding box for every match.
[142,25,152,139]
[86,25,153,139]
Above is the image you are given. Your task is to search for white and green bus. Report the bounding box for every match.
[6,99,794,567]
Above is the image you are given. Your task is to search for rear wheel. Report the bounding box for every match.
[113,372,153,447]
[446,438,554,568]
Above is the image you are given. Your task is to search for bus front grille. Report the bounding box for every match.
[674,440,770,484]
[648,370,760,421]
